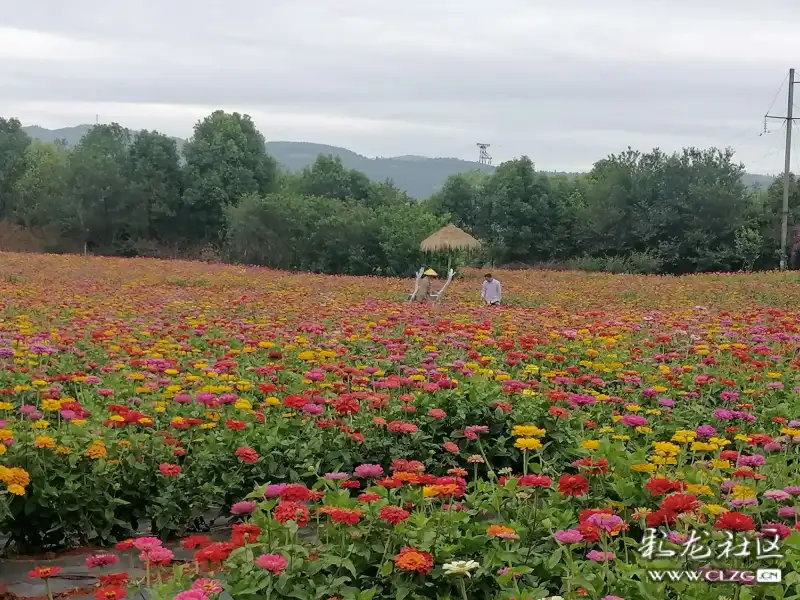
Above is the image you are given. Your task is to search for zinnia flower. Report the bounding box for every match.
[557,474,589,496]
[442,560,480,577]
[256,553,288,575]
[394,547,434,574]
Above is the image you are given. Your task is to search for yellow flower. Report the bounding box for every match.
[72,419,86,426]
[109,415,125,423]
[56,445,71,455]
[612,434,630,441]
[0,444,5,456]
[691,442,719,452]
[0,402,13,410]
[766,372,783,379]
[515,437,542,450]
[7,484,25,496]
[512,425,546,438]
[708,459,731,469]
[671,430,696,443]
[200,422,216,429]
[653,441,680,456]
[265,397,281,406]
[41,399,63,411]
[731,485,755,500]
[624,404,641,412]
[31,419,50,429]
[0,429,13,441]
[581,439,600,450]
[34,435,55,449]
[650,455,677,466]
[635,426,653,434]
[234,398,252,410]
[686,484,713,496]
[709,437,730,447]
[705,504,728,516]
[632,507,652,519]
[632,463,656,473]
[117,440,131,448]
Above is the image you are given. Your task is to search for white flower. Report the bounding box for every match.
[545,597,564,600]
[442,560,480,577]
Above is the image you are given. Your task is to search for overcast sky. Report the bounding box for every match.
[1,0,798,172]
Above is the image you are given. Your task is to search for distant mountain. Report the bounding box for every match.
[22,125,778,198]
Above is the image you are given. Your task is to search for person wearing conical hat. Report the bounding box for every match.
[412,268,438,301]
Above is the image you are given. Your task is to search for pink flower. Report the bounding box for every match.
[174,591,209,600]
[141,546,174,566]
[255,553,288,575]
[587,550,614,562]
[132,537,163,552]
[354,464,384,478]
[191,578,223,594]
[85,553,119,568]
[231,501,256,515]
[586,513,624,533]
[427,409,447,419]
[554,529,584,544]
[603,596,625,600]
[620,414,647,427]
[464,425,489,440]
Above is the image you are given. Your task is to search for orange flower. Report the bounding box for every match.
[486,524,519,540]
[394,547,434,574]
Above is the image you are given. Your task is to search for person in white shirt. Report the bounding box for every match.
[481,273,501,306]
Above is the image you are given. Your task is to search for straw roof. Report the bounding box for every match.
[420,224,482,252]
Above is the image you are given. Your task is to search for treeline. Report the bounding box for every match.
[1,114,798,275]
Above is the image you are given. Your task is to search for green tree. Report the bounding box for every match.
[0,117,32,218]
[61,124,132,253]
[296,155,373,203]
[182,111,278,241]
[13,140,70,229]
[128,130,183,240]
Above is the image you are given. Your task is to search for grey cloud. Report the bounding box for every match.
[0,0,797,171]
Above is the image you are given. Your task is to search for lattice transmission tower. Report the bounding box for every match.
[477,143,492,165]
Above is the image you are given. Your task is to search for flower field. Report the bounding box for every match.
[3,253,800,600]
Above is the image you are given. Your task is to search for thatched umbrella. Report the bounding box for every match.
[420,224,482,273]
[420,224,482,253]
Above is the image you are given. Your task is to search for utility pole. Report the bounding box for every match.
[766,68,797,270]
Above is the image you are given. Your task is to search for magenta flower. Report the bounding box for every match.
[132,536,163,552]
[85,553,119,568]
[231,501,256,515]
[587,550,615,562]
[191,578,223,594]
[621,414,647,427]
[354,464,384,478]
[174,591,209,600]
[256,553,288,575]
[764,490,791,502]
[554,529,584,544]
[586,513,624,532]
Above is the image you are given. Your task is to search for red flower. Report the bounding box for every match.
[28,566,61,579]
[358,492,381,503]
[549,406,570,419]
[235,446,259,464]
[645,478,685,496]
[518,475,552,488]
[659,494,699,515]
[715,512,755,531]
[231,523,262,546]
[274,501,310,527]
[443,441,459,454]
[379,506,410,525]
[98,573,130,587]
[557,474,589,496]
[327,508,362,525]
[158,463,181,476]
[646,509,677,527]
[181,535,212,550]
[279,484,311,502]
[224,418,247,431]
[194,542,235,565]
[95,586,127,600]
